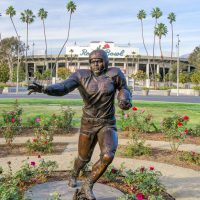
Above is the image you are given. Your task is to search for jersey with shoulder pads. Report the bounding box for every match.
[44,67,132,119]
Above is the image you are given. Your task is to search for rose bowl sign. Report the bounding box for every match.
[66,41,139,58]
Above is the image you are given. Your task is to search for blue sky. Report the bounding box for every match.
[0,0,200,56]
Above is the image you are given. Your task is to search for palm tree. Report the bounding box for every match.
[38,8,48,70]
[137,10,149,58]
[137,10,152,83]
[154,23,168,82]
[6,6,18,82]
[20,9,35,81]
[53,0,76,77]
[151,7,162,86]
[168,12,176,69]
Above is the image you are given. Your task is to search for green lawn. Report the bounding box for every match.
[0,98,199,129]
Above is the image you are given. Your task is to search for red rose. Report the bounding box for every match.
[177,122,183,126]
[33,138,37,143]
[132,107,137,111]
[149,166,154,171]
[136,193,145,200]
[111,168,117,174]
[184,129,188,134]
[182,115,189,121]
[30,161,36,166]
[44,141,48,145]
[103,44,110,49]
[11,118,15,123]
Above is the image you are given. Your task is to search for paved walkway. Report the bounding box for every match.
[0,134,200,200]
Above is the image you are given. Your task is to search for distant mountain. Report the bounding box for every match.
[180,53,190,59]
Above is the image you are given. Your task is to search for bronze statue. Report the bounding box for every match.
[28,49,132,200]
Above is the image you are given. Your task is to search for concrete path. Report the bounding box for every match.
[0,133,200,200]
[1,135,200,153]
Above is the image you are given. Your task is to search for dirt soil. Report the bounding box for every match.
[117,145,200,171]
[47,171,175,200]
[0,142,68,158]
[118,131,200,145]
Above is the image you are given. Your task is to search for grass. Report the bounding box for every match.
[0,99,199,129]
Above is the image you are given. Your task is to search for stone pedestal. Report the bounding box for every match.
[25,180,124,200]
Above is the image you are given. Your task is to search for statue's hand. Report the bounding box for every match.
[118,100,132,110]
[27,82,44,95]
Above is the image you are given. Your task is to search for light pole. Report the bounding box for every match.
[16,36,21,94]
[176,34,180,96]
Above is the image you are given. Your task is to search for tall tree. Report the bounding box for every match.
[38,8,48,70]
[168,12,176,70]
[154,23,168,82]
[151,7,162,84]
[6,6,20,82]
[20,9,35,81]
[137,10,152,82]
[0,37,25,81]
[53,0,76,75]
[137,10,149,58]
[188,46,200,71]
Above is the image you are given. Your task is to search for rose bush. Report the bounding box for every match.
[26,127,53,153]
[161,114,189,153]
[0,99,23,144]
[0,158,57,200]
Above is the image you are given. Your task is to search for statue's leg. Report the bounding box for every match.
[68,132,97,188]
[80,126,118,200]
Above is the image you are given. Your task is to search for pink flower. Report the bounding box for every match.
[132,107,137,111]
[177,122,183,127]
[30,161,36,166]
[136,193,144,200]
[103,43,110,49]
[182,115,189,121]
[35,118,41,123]
[141,109,145,113]
[124,114,129,119]
[149,166,154,171]
[11,118,15,123]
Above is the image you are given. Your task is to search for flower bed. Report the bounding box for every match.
[117,145,200,171]
[0,142,68,158]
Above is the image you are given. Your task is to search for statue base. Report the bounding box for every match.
[25,180,123,200]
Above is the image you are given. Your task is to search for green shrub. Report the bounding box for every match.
[123,141,151,157]
[191,71,200,84]
[0,62,9,83]
[12,65,25,82]
[179,151,200,165]
[57,67,71,80]
[192,86,200,90]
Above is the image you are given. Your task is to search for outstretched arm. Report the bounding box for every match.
[28,72,80,96]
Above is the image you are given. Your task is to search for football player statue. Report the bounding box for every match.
[28,49,132,200]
